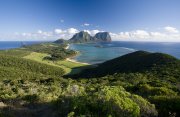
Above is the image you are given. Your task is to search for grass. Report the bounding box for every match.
[0,47,179,116]
[23,52,88,75]
[0,49,31,57]
[0,54,65,80]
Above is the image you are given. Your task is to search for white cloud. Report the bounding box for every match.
[110,27,180,42]
[131,30,150,39]
[67,28,79,34]
[54,29,63,34]
[164,26,179,33]
[1,26,180,42]
[90,30,101,35]
[37,30,43,34]
[84,29,102,36]
[110,30,150,40]
[60,19,64,23]
[83,30,91,34]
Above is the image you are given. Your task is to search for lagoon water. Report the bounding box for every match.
[69,41,180,64]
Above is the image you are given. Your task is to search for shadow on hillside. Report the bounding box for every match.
[0,95,107,117]
[63,64,98,78]
[0,100,55,117]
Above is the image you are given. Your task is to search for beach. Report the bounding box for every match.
[65,44,89,65]
[65,44,70,49]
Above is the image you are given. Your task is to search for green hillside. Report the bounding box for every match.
[70,51,180,116]
[0,46,179,117]
[0,54,65,80]
[77,51,180,78]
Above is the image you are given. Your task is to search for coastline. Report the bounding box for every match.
[65,44,90,65]
[65,44,70,49]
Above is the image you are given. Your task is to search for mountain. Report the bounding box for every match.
[94,32,111,42]
[53,31,112,44]
[68,31,112,43]
[54,38,67,44]
[76,51,180,78]
[69,31,94,43]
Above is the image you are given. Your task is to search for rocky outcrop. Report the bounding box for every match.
[69,31,94,43]
[69,31,112,43]
[54,31,112,44]
[94,32,111,42]
[54,39,67,44]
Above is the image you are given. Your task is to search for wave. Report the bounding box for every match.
[120,47,136,51]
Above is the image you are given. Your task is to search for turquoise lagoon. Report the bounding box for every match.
[69,41,180,64]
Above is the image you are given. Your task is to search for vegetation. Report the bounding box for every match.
[76,51,180,78]
[23,52,87,74]
[23,43,77,60]
[0,43,179,117]
[0,54,65,80]
[0,49,31,57]
[54,38,68,44]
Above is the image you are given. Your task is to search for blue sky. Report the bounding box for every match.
[0,0,180,41]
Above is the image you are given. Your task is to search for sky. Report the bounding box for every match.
[0,0,180,42]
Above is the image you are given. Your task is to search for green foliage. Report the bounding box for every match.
[54,39,68,44]
[0,49,31,57]
[149,96,180,117]
[0,54,65,80]
[0,47,179,117]
[132,84,177,97]
[23,43,77,60]
[46,49,77,61]
[77,51,180,79]
[23,94,39,103]
[54,86,157,117]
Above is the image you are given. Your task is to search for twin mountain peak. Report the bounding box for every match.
[54,31,111,43]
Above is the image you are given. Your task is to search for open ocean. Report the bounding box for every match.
[0,41,46,50]
[69,41,180,64]
[0,41,180,64]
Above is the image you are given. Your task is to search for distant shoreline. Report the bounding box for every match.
[65,44,70,49]
[65,44,90,65]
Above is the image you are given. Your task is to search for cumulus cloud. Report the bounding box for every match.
[164,26,179,33]
[37,30,43,34]
[83,29,101,36]
[90,30,101,35]
[60,19,64,23]
[67,28,79,34]
[1,26,180,42]
[131,30,149,39]
[54,29,63,34]
[110,27,180,42]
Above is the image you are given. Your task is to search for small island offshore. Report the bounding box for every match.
[0,30,179,117]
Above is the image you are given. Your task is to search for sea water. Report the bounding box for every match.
[0,41,47,50]
[1,41,180,64]
[69,41,180,64]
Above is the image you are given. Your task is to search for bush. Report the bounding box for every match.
[149,96,180,117]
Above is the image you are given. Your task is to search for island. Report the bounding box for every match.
[0,32,179,117]
[55,31,112,44]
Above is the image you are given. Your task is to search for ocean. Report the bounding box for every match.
[0,41,46,50]
[0,41,180,64]
[69,41,180,64]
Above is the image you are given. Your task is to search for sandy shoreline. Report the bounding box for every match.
[65,44,90,65]
[66,58,89,65]
[65,44,70,49]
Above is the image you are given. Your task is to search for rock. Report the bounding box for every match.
[94,32,111,42]
[68,31,112,43]
[54,39,67,44]
[69,31,94,43]
[0,102,7,108]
